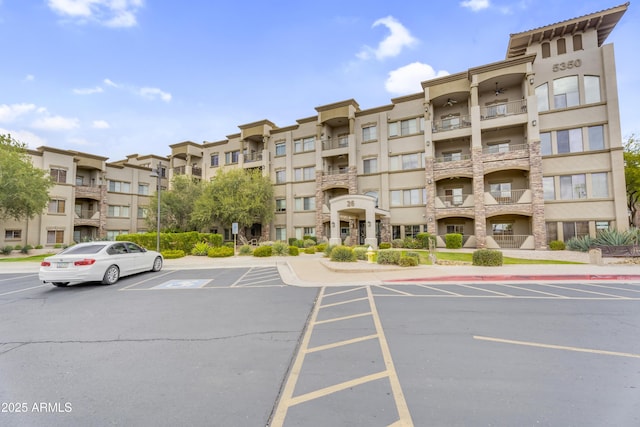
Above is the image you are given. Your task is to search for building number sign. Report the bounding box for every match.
[552,59,581,72]
[346,200,355,207]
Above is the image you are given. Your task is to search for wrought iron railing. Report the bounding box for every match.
[432,115,472,133]
[487,189,528,204]
[480,99,527,120]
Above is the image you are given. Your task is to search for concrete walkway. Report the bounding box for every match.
[2,250,639,286]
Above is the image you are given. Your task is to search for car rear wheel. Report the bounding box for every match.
[52,282,69,287]
[102,265,120,285]
[151,256,163,272]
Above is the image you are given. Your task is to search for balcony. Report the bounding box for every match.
[435,194,474,208]
[488,234,534,249]
[74,209,100,227]
[75,185,104,201]
[243,152,263,163]
[432,115,472,133]
[174,165,186,175]
[322,137,349,150]
[485,189,531,205]
[480,99,527,120]
[192,166,202,177]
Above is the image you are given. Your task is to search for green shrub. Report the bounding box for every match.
[288,237,298,246]
[566,236,594,252]
[353,246,369,261]
[399,256,419,267]
[253,245,273,257]
[207,246,234,257]
[20,245,32,254]
[403,237,420,249]
[14,245,22,251]
[549,240,566,250]
[288,246,299,256]
[323,244,337,257]
[224,241,235,248]
[54,244,63,249]
[238,245,253,256]
[379,242,391,250]
[377,249,400,265]
[391,239,404,248]
[35,245,43,249]
[403,251,420,261]
[315,243,327,253]
[594,228,636,246]
[415,232,436,249]
[304,247,316,254]
[1,246,13,255]
[272,241,289,256]
[191,242,211,256]
[162,249,185,259]
[445,233,463,249]
[303,235,317,243]
[330,246,357,262]
[472,249,503,266]
[302,239,316,248]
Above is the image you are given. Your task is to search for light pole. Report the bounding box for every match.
[149,162,162,252]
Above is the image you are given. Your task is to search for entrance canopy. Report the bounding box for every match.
[328,194,390,248]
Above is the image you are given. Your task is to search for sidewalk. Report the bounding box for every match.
[2,250,639,286]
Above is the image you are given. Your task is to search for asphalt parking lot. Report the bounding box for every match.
[1,267,639,426]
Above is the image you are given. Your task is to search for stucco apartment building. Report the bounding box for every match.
[1,3,630,250]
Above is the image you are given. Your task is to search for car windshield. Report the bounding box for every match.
[61,244,106,255]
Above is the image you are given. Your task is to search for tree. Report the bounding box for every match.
[146,174,204,232]
[624,134,640,226]
[192,168,275,235]
[0,134,53,221]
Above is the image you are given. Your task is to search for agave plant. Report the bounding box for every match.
[594,229,636,246]
[566,235,594,252]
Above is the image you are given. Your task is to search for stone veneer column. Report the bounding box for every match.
[98,184,108,239]
[424,159,436,234]
[529,140,547,249]
[472,147,486,248]
[315,172,325,241]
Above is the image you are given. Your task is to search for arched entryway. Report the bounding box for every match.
[327,195,389,249]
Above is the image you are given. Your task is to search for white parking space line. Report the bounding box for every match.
[0,273,38,283]
[0,284,49,296]
[533,282,632,298]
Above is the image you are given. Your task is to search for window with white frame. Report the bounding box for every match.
[294,136,315,153]
[108,180,131,193]
[543,177,555,200]
[275,199,286,212]
[275,227,286,241]
[303,227,315,237]
[138,184,149,195]
[362,124,377,142]
[535,83,549,112]
[389,153,421,171]
[489,182,511,199]
[553,76,579,109]
[108,205,130,217]
[556,128,583,153]
[588,125,604,150]
[106,230,128,241]
[591,173,609,198]
[559,174,586,200]
[275,169,286,184]
[595,221,610,231]
[584,76,601,104]
[294,167,315,181]
[48,199,66,214]
[563,221,589,241]
[540,132,552,155]
[5,229,21,240]
[388,117,423,137]
[225,150,240,164]
[391,189,424,206]
[487,142,509,154]
[275,142,286,156]
[443,151,462,162]
[363,158,378,174]
[405,225,420,238]
[50,168,67,184]
[294,197,315,211]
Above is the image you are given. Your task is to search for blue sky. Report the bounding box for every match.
[0,1,638,160]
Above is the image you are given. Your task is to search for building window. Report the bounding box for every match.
[595,221,610,231]
[443,151,462,162]
[294,137,315,153]
[275,199,286,212]
[138,184,149,195]
[573,34,583,51]
[275,227,286,241]
[563,221,589,241]
[405,225,420,238]
[391,189,423,206]
[275,169,286,184]
[492,223,513,236]
[108,205,130,217]
[588,125,604,150]
[584,76,601,104]
[362,125,377,142]
[553,76,579,109]
[389,153,421,171]
[388,117,423,137]
[559,174,586,200]
[137,207,148,218]
[225,151,240,164]
[50,168,67,184]
[294,167,315,181]
[557,38,566,55]
[303,227,316,237]
[106,230,128,241]
[294,197,315,211]
[591,173,609,198]
[48,199,66,214]
[47,230,64,244]
[363,158,378,174]
[543,177,555,200]
[541,42,550,58]
[446,224,464,235]
[540,132,552,155]
[76,175,85,186]
[108,180,131,193]
[275,142,286,156]
[211,154,219,167]
[403,189,421,205]
[535,83,549,112]
[546,222,558,243]
[392,225,401,240]
[5,229,21,240]
[557,128,583,153]
[487,142,509,154]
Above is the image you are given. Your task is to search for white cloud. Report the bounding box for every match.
[138,87,172,102]
[92,120,110,129]
[32,115,80,131]
[104,78,120,88]
[73,86,104,95]
[385,62,449,95]
[357,16,417,61]
[460,0,490,12]
[0,128,47,149]
[0,103,37,123]
[47,0,144,28]
[24,74,35,82]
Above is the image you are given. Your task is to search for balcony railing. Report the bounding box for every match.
[480,99,527,120]
[192,166,202,177]
[432,115,471,133]
[482,143,528,155]
[322,138,349,150]
[325,167,349,175]
[243,152,263,163]
[491,234,531,249]
[487,189,528,204]
[75,209,99,220]
[174,166,186,175]
[436,194,474,208]
[434,153,472,163]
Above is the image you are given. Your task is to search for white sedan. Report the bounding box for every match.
[39,241,163,287]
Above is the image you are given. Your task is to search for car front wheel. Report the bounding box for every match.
[102,265,120,285]
[151,256,163,272]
